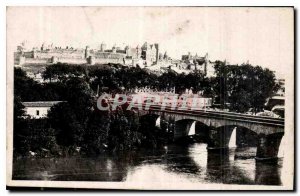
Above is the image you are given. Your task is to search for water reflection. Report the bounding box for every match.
[255,161,282,185]
[206,148,255,184]
[13,143,282,185]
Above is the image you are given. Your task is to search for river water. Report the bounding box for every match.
[13,143,283,185]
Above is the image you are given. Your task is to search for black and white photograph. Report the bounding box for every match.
[6,6,294,190]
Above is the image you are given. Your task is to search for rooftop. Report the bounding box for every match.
[22,101,64,107]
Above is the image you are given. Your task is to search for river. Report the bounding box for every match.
[12,143,283,185]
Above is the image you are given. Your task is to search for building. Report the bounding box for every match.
[22,101,63,119]
[176,52,216,77]
[15,41,219,79]
[141,42,159,65]
[14,42,160,67]
[265,79,285,118]
[181,52,208,73]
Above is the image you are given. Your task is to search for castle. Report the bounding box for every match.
[180,52,215,76]
[14,42,162,68]
[14,41,216,79]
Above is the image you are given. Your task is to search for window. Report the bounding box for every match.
[36,110,39,116]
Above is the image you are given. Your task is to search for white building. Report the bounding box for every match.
[22,101,63,119]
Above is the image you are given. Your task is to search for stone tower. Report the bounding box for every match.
[112,45,117,53]
[204,53,209,75]
[125,45,130,56]
[136,45,141,59]
[154,43,159,64]
[100,42,106,52]
[85,46,90,59]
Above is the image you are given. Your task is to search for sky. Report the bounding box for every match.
[7,7,294,78]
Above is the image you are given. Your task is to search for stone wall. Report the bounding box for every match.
[14,43,159,66]
[57,58,87,64]
[93,58,124,65]
[34,50,85,59]
[24,58,49,64]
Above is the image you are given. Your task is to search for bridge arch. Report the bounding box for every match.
[235,126,259,147]
[174,119,210,141]
[207,124,284,161]
[174,119,195,140]
[211,125,259,148]
[139,113,161,128]
[194,121,210,142]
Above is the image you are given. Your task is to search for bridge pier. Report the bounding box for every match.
[207,128,233,152]
[174,120,194,140]
[255,132,284,162]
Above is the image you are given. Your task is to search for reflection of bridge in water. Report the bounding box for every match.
[12,144,282,185]
[135,103,284,161]
[127,144,282,185]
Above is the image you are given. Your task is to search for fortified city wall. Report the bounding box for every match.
[14,42,160,67]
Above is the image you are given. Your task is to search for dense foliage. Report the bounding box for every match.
[13,61,279,157]
[213,61,279,113]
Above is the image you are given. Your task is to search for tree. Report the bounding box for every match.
[13,95,28,155]
[14,95,25,119]
[47,77,94,148]
[108,108,140,151]
[213,62,279,113]
[48,102,84,147]
[14,68,44,101]
[14,67,62,101]
[158,70,178,91]
[42,63,86,82]
[89,67,120,92]
[183,71,208,93]
[84,109,111,154]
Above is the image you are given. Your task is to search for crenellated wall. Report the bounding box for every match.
[14,42,160,66]
[33,50,85,59]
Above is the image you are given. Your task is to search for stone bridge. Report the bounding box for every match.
[135,104,285,162]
